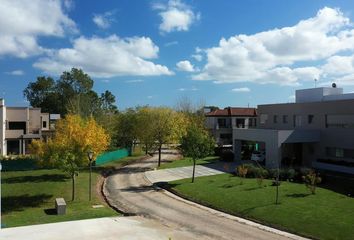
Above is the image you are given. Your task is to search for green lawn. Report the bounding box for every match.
[1,152,146,228]
[158,156,220,169]
[169,174,354,240]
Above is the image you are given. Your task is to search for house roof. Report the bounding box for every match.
[205,107,257,117]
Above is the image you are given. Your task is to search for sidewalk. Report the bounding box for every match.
[145,162,236,183]
[0,217,172,240]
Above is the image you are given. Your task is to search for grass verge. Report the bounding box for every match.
[158,156,220,169]
[2,152,146,228]
[169,173,354,240]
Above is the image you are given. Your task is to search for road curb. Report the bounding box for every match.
[144,171,310,240]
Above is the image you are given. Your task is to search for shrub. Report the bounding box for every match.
[280,168,296,181]
[302,170,322,194]
[221,149,234,162]
[236,165,248,185]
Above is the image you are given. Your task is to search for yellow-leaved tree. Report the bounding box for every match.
[31,114,110,201]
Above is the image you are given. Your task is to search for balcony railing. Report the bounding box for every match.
[5,129,24,138]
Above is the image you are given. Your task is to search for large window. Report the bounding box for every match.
[326,114,354,128]
[235,118,245,128]
[8,121,26,134]
[326,147,354,159]
[217,118,227,128]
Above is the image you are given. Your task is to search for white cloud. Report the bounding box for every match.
[93,11,116,29]
[231,87,250,92]
[33,35,173,78]
[192,54,202,61]
[322,55,354,76]
[193,7,354,86]
[178,87,198,91]
[164,41,178,47]
[176,60,196,72]
[0,0,76,58]
[126,79,144,83]
[154,0,200,33]
[6,70,25,76]
[147,95,154,99]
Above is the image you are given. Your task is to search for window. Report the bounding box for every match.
[236,118,245,128]
[308,115,314,124]
[325,147,354,158]
[294,115,302,127]
[273,115,278,124]
[282,115,288,124]
[217,118,227,128]
[43,121,47,128]
[220,133,232,139]
[326,114,354,128]
[249,118,256,127]
[260,114,268,124]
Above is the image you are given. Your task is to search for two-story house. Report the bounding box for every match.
[233,86,354,174]
[0,99,59,156]
[205,107,257,146]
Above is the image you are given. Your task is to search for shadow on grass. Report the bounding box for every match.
[3,174,69,184]
[239,203,275,215]
[286,193,310,198]
[44,208,57,215]
[2,194,53,213]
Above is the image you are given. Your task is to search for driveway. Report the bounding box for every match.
[104,150,305,240]
[145,163,235,183]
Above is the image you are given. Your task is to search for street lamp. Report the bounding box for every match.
[87,150,94,201]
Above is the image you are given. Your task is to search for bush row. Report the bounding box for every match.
[237,163,312,182]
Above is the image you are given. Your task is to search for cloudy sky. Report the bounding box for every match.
[2,0,354,109]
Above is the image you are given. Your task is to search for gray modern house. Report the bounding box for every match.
[205,107,257,146]
[233,86,354,174]
[0,99,59,156]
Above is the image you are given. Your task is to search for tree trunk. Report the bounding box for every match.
[71,174,75,201]
[145,143,148,155]
[192,159,196,183]
[158,145,162,167]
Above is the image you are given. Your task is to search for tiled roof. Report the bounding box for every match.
[205,107,257,117]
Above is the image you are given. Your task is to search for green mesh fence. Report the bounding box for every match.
[95,148,130,165]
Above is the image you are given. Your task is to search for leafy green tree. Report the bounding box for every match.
[180,124,215,183]
[136,107,158,155]
[114,108,138,150]
[151,107,187,167]
[23,68,117,117]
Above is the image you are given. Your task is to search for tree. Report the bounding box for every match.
[23,68,117,117]
[135,107,158,155]
[114,108,138,150]
[151,107,187,167]
[180,124,215,183]
[31,115,110,201]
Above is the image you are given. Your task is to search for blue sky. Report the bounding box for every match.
[2,0,354,110]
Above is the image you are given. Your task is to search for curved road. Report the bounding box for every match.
[104,150,294,240]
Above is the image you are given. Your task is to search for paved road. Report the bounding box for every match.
[104,150,301,240]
